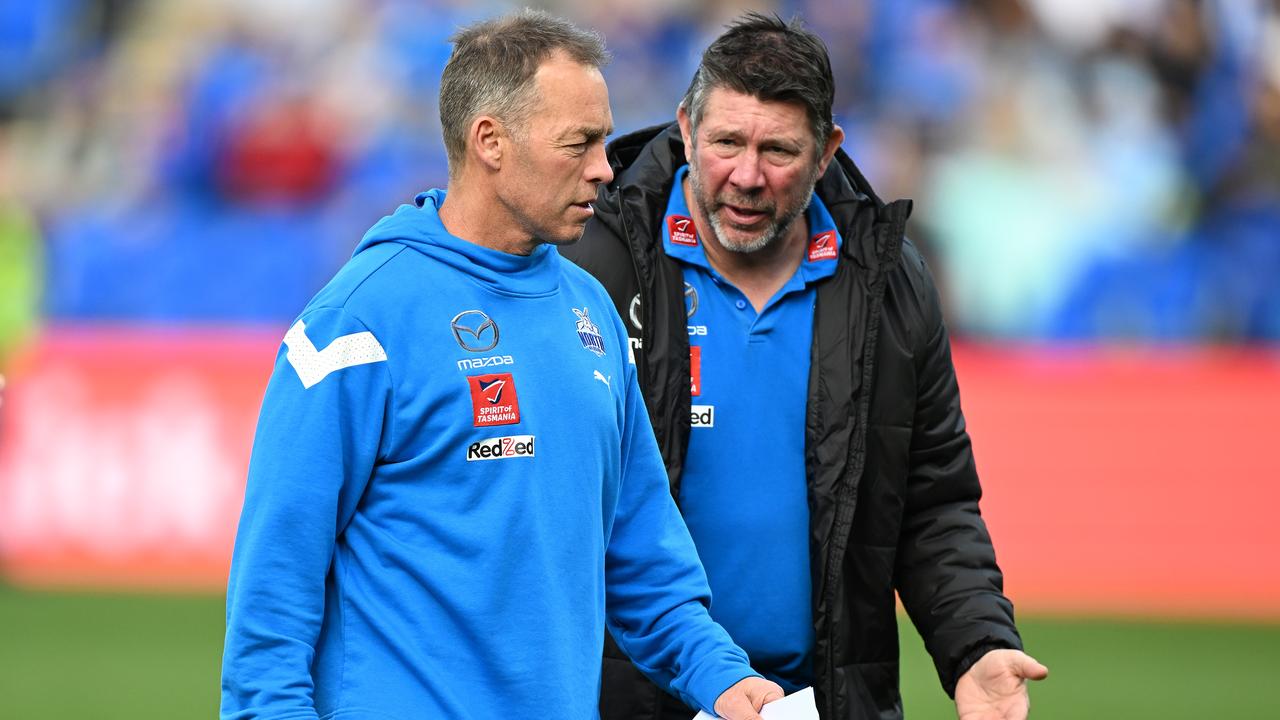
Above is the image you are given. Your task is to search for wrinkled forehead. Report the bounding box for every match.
[527,55,613,136]
[695,86,813,144]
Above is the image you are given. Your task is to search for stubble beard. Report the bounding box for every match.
[689,160,818,255]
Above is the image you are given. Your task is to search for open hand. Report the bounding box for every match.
[955,649,1048,720]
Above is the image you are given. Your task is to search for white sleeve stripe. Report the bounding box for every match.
[284,320,388,389]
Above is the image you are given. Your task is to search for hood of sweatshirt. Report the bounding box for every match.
[354,189,562,297]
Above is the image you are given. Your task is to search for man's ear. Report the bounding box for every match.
[470,115,504,171]
[676,105,695,164]
[816,124,845,178]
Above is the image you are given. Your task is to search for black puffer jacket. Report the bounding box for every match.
[561,124,1021,720]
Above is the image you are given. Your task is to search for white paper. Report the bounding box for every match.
[692,686,817,720]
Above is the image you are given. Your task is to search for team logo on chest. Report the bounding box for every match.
[573,307,606,357]
[690,345,702,396]
[467,372,521,426]
[451,309,500,352]
[807,230,838,262]
[668,215,698,247]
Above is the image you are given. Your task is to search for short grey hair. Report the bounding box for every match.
[439,9,609,175]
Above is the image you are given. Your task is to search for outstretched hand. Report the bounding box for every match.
[954,649,1048,720]
[713,676,785,720]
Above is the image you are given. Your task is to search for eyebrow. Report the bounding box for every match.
[559,125,613,143]
[706,127,803,148]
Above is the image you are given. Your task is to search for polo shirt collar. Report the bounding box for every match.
[661,165,843,287]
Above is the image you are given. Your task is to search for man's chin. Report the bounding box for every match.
[711,218,774,254]
[720,237,773,254]
[540,225,588,247]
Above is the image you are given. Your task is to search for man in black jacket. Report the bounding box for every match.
[562,12,1047,720]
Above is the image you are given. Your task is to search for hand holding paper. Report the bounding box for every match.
[695,686,817,720]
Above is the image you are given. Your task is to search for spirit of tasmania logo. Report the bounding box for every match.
[690,345,702,397]
[467,372,521,426]
[807,230,838,262]
[466,435,535,461]
[667,215,698,247]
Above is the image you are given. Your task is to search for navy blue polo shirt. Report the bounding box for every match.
[662,165,841,692]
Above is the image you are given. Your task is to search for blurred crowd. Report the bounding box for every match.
[1,0,1278,363]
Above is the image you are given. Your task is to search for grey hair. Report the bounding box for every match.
[439,9,609,176]
[680,12,835,153]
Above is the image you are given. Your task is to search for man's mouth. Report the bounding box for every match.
[720,203,769,225]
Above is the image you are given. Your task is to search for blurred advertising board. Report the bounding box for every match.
[1,328,1278,617]
[0,327,278,591]
[956,345,1280,619]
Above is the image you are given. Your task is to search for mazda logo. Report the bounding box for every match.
[628,294,642,330]
[451,310,499,352]
[628,283,698,330]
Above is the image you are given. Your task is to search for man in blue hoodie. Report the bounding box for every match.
[219,10,782,720]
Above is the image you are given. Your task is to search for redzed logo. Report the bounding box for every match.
[690,346,702,397]
[807,230,838,261]
[466,435,535,461]
[467,372,521,426]
[668,215,698,247]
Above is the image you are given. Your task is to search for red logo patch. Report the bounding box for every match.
[690,346,702,397]
[668,215,698,247]
[467,373,521,426]
[807,230,838,262]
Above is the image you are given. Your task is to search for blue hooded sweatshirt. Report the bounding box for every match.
[220,190,756,719]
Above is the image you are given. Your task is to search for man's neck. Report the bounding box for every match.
[438,180,539,256]
[684,177,807,313]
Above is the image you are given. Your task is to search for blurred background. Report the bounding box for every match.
[0,0,1277,717]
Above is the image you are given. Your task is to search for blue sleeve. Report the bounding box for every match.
[220,307,393,719]
[603,353,759,713]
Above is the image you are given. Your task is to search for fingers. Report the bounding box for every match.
[757,689,784,706]
[751,680,785,708]
[1015,652,1050,681]
[713,677,785,719]
[716,693,764,720]
[752,681,783,707]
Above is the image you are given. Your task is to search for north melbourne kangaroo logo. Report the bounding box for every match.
[573,307,606,357]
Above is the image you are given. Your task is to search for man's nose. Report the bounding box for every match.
[585,141,613,186]
[727,150,764,192]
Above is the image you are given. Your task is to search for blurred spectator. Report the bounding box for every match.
[0,120,39,367]
[0,0,1275,340]
[0,199,40,367]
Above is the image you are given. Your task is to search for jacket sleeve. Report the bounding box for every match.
[220,307,392,719]
[892,253,1022,697]
[602,336,758,713]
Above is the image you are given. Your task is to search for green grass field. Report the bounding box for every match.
[2,584,1277,718]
